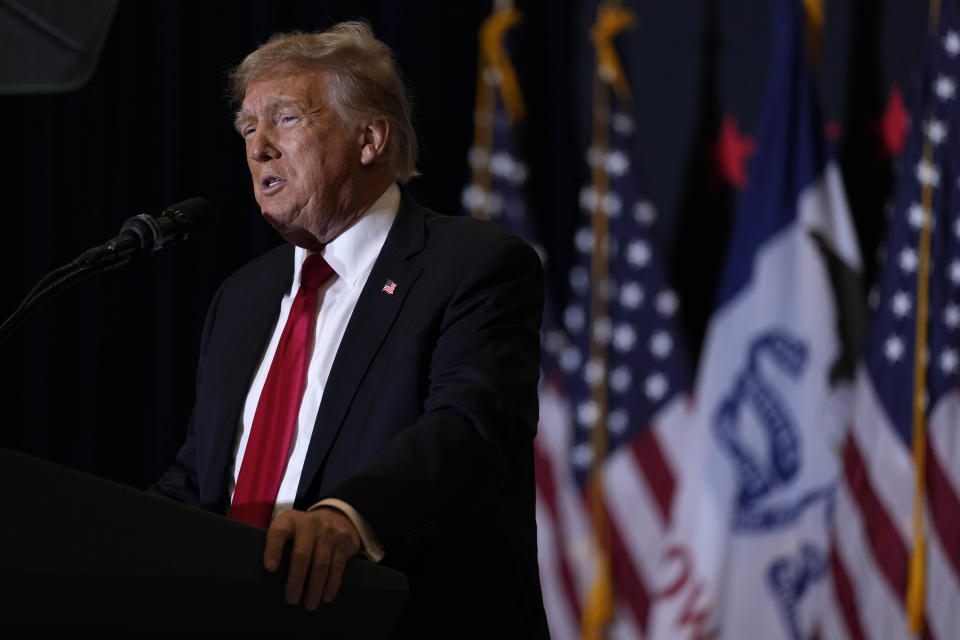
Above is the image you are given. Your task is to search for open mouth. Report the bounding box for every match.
[261,176,287,192]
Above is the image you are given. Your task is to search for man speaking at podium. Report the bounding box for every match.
[152,21,549,637]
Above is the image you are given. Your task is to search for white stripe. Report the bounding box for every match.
[605,434,666,570]
[833,474,910,640]
[535,492,580,640]
[925,510,960,640]
[850,371,916,544]
[609,603,645,640]
[928,389,960,497]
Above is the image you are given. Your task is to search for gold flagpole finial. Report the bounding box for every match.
[589,1,636,103]
[479,5,526,123]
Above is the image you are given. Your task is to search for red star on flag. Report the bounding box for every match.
[711,114,756,190]
[876,84,909,156]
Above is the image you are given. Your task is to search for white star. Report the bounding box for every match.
[578,188,620,216]
[627,240,651,268]
[467,147,490,168]
[592,317,613,345]
[934,75,956,101]
[564,305,586,332]
[482,66,503,87]
[571,442,593,468]
[579,186,598,213]
[885,335,905,363]
[645,372,669,401]
[940,349,959,375]
[560,346,582,372]
[917,159,941,188]
[656,290,679,317]
[945,30,960,56]
[908,203,927,229]
[620,282,645,309]
[569,266,590,293]
[608,409,629,435]
[613,324,637,352]
[950,260,960,285]
[612,112,635,134]
[543,330,566,355]
[924,119,948,146]
[606,193,623,217]
[891,290,913,318]
[575,227,594,253]
[584,359,605,385]
[899,247,918,273]
[633,200,657,226]
[577,400,600,428]
[490,152,528,183]
[607,150,630,176]
[649,331,673,359]
[610,366,632,393]
[945,304,960,329]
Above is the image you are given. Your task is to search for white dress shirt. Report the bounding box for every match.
[228,183,399,560]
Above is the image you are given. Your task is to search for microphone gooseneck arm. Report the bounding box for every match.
[0,197,216,349]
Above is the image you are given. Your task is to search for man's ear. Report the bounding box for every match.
[360,119,389,165]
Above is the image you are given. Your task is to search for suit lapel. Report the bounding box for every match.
[296,193,426,502]
[202,245,294,509]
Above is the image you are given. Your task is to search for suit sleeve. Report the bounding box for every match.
[149,281,226,506]
[327,234,544,560]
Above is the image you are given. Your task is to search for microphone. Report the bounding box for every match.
[75,197,216,268]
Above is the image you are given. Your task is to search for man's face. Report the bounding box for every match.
[237,65,365,249]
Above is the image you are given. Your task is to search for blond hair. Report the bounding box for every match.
[231,21,418,183]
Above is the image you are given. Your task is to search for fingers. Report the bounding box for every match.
[264,509,362,610]
[263,511,295,573]
[303,543,350,609]
[303,542,332,610]
[322,553,349,603]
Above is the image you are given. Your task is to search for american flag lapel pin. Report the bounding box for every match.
[381,279,397,295]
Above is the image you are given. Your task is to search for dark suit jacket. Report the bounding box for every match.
[154,190,550,638]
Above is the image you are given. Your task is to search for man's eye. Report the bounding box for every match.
[243,126,256,138]
[280,115,298,125]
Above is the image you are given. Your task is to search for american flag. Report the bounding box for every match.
[681,0,864,637]
[535,3,697,638]
[825,2,960,639]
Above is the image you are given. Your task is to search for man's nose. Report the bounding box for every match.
[249,126,279,162]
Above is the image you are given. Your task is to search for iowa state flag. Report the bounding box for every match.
[680,0,863,637]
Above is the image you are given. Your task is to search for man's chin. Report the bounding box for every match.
[263,215,324,252]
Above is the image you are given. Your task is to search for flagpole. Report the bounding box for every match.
[906,0,941,632]
[582,3,635,638]
[467,1,524,221]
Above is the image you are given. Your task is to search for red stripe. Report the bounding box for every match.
[829,535,867,640]
[608,515,651,634]
[630,426,676,527]
[533,439,583,621]
[925,436,960,581]
[843,435,909,597]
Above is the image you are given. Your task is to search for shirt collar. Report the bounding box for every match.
[291,183,400,290]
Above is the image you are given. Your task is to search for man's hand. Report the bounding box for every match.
[264,507,361,610]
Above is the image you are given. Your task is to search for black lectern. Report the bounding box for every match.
[0,448,408,638]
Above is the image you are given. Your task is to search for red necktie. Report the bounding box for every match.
[230,253,334,528]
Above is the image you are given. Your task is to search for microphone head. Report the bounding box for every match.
[162,197,216,240]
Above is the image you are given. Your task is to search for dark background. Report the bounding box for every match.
[0,0,926,489]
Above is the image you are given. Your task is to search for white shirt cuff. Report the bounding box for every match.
[309,498,385,562]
